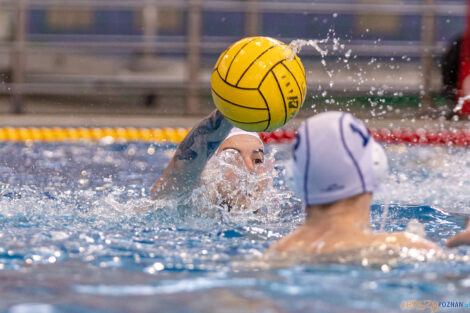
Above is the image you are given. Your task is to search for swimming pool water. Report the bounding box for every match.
[0,141,469,313]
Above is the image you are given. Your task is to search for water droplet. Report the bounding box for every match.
[381,264,390,272]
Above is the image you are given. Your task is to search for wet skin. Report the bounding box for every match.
[446,218,470,248]
[150,110,232,199]
[150,110,267,201]
[270,193,442,254]
[217,134,265,174]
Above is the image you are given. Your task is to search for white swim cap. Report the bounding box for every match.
[225,127,263,145]
[371,139,389,186]
[293,111,385,205]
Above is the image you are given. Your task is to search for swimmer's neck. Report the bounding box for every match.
[304,193,372,231]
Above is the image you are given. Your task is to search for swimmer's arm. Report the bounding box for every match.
[150,110,232,199]
[446,218,470,248]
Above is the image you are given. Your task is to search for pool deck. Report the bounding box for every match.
[1,113,469,130]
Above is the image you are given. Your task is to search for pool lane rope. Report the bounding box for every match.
[0,127,469,146]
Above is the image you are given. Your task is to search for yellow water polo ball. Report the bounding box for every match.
[211,36,307,132]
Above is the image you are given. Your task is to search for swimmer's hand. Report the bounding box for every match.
[446,217,470,248]
[150,110,232,199]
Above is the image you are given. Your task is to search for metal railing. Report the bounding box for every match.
[1,0,466,114]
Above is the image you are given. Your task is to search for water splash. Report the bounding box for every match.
[373,145,470,213]
[1,142,470,313]
[198,148,301,220]
[288,38,328,59]
[379,195,390,232]
[287,32,342,91]
[405,219,427,238]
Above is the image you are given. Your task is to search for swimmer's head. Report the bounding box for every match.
[293,111,388,205]
[201,128,269,212]
[217,128,265,173]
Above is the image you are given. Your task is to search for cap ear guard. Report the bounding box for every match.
[371,140,389,187]
[292,122,310,204]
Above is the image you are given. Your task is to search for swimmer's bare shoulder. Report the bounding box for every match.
[371,232,442,251]
[268,229,441,254]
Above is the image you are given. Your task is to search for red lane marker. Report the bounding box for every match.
[259,128,470,146]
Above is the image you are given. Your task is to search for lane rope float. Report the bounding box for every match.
[0,127,468,146]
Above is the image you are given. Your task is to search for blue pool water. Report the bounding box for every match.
[0,141,469,313]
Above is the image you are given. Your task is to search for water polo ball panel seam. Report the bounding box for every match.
[270,71,289,125]
[211,36,306,132]
[224,37,258,82]
[235,44,281,87]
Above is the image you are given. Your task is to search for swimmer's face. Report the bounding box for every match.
[209,134,269,212]
[217,134,264,173]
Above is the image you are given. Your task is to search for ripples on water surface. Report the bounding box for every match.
[0,141,469,313]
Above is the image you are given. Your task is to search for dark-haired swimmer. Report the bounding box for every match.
[270,111,442,254]
[150,110,267,210]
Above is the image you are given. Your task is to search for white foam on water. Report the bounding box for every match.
[74,277,259,296]
[373,145,470,213]
[197,147,301,221]
[8,304,55,313]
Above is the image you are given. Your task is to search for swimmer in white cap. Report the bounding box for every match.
[150,110,265,204]
[270,111,442,253]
